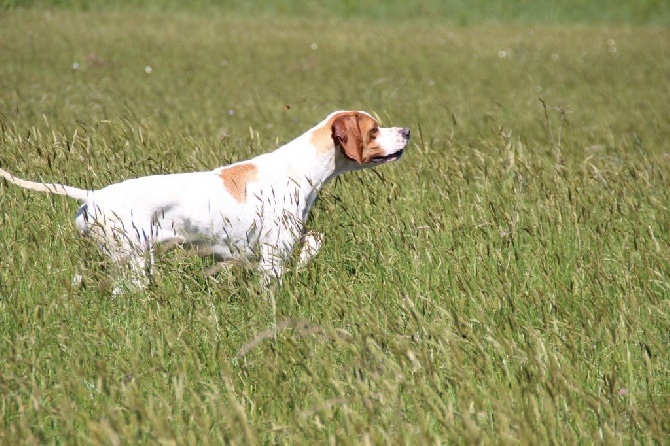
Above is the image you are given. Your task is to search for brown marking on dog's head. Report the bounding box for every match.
[332,112,386,164]
[310,112,384,164]
[309,112,347,153]
[219,163,258,203]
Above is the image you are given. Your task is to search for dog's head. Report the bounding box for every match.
[309,111,410,173]
[330,111,410,166]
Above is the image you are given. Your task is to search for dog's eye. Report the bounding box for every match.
[370,127,379,137]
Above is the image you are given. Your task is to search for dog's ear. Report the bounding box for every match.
[332,113,363,163]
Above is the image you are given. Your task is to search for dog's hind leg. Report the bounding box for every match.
[109,251,152,295]
[98,227,153,295]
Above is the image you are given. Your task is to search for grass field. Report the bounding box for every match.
[1,3,669,444]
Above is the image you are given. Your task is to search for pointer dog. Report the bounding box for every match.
[0,111,410,289]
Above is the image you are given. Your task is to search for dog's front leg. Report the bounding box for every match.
[257,224,302,285]
[258,243,288,285]
[297,231,324,268]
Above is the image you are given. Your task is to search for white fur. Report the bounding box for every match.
[0,111,410,290]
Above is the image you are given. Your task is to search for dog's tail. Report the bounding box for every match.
[0,167,92,202]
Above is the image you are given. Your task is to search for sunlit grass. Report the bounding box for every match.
[0,8,669,444]
[4,0,670,24]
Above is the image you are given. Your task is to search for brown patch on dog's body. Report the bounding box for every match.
[219,163,258,203]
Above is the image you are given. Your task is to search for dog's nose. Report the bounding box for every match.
[400,128,411,139]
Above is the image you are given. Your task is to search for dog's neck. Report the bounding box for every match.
[272,129,345,191]
[257,121,355,223]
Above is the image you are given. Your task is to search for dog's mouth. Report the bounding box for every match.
[370,149,404,164]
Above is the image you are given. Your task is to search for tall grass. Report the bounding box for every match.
[1,8,669,444]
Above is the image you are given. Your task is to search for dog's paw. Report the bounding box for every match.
[298,231,324,267]
[71,274,85,287]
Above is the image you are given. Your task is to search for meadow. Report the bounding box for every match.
[0,2,669,443]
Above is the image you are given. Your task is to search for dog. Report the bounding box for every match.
[0,111,410,290]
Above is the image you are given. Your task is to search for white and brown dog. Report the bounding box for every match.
[0,111,410,289]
